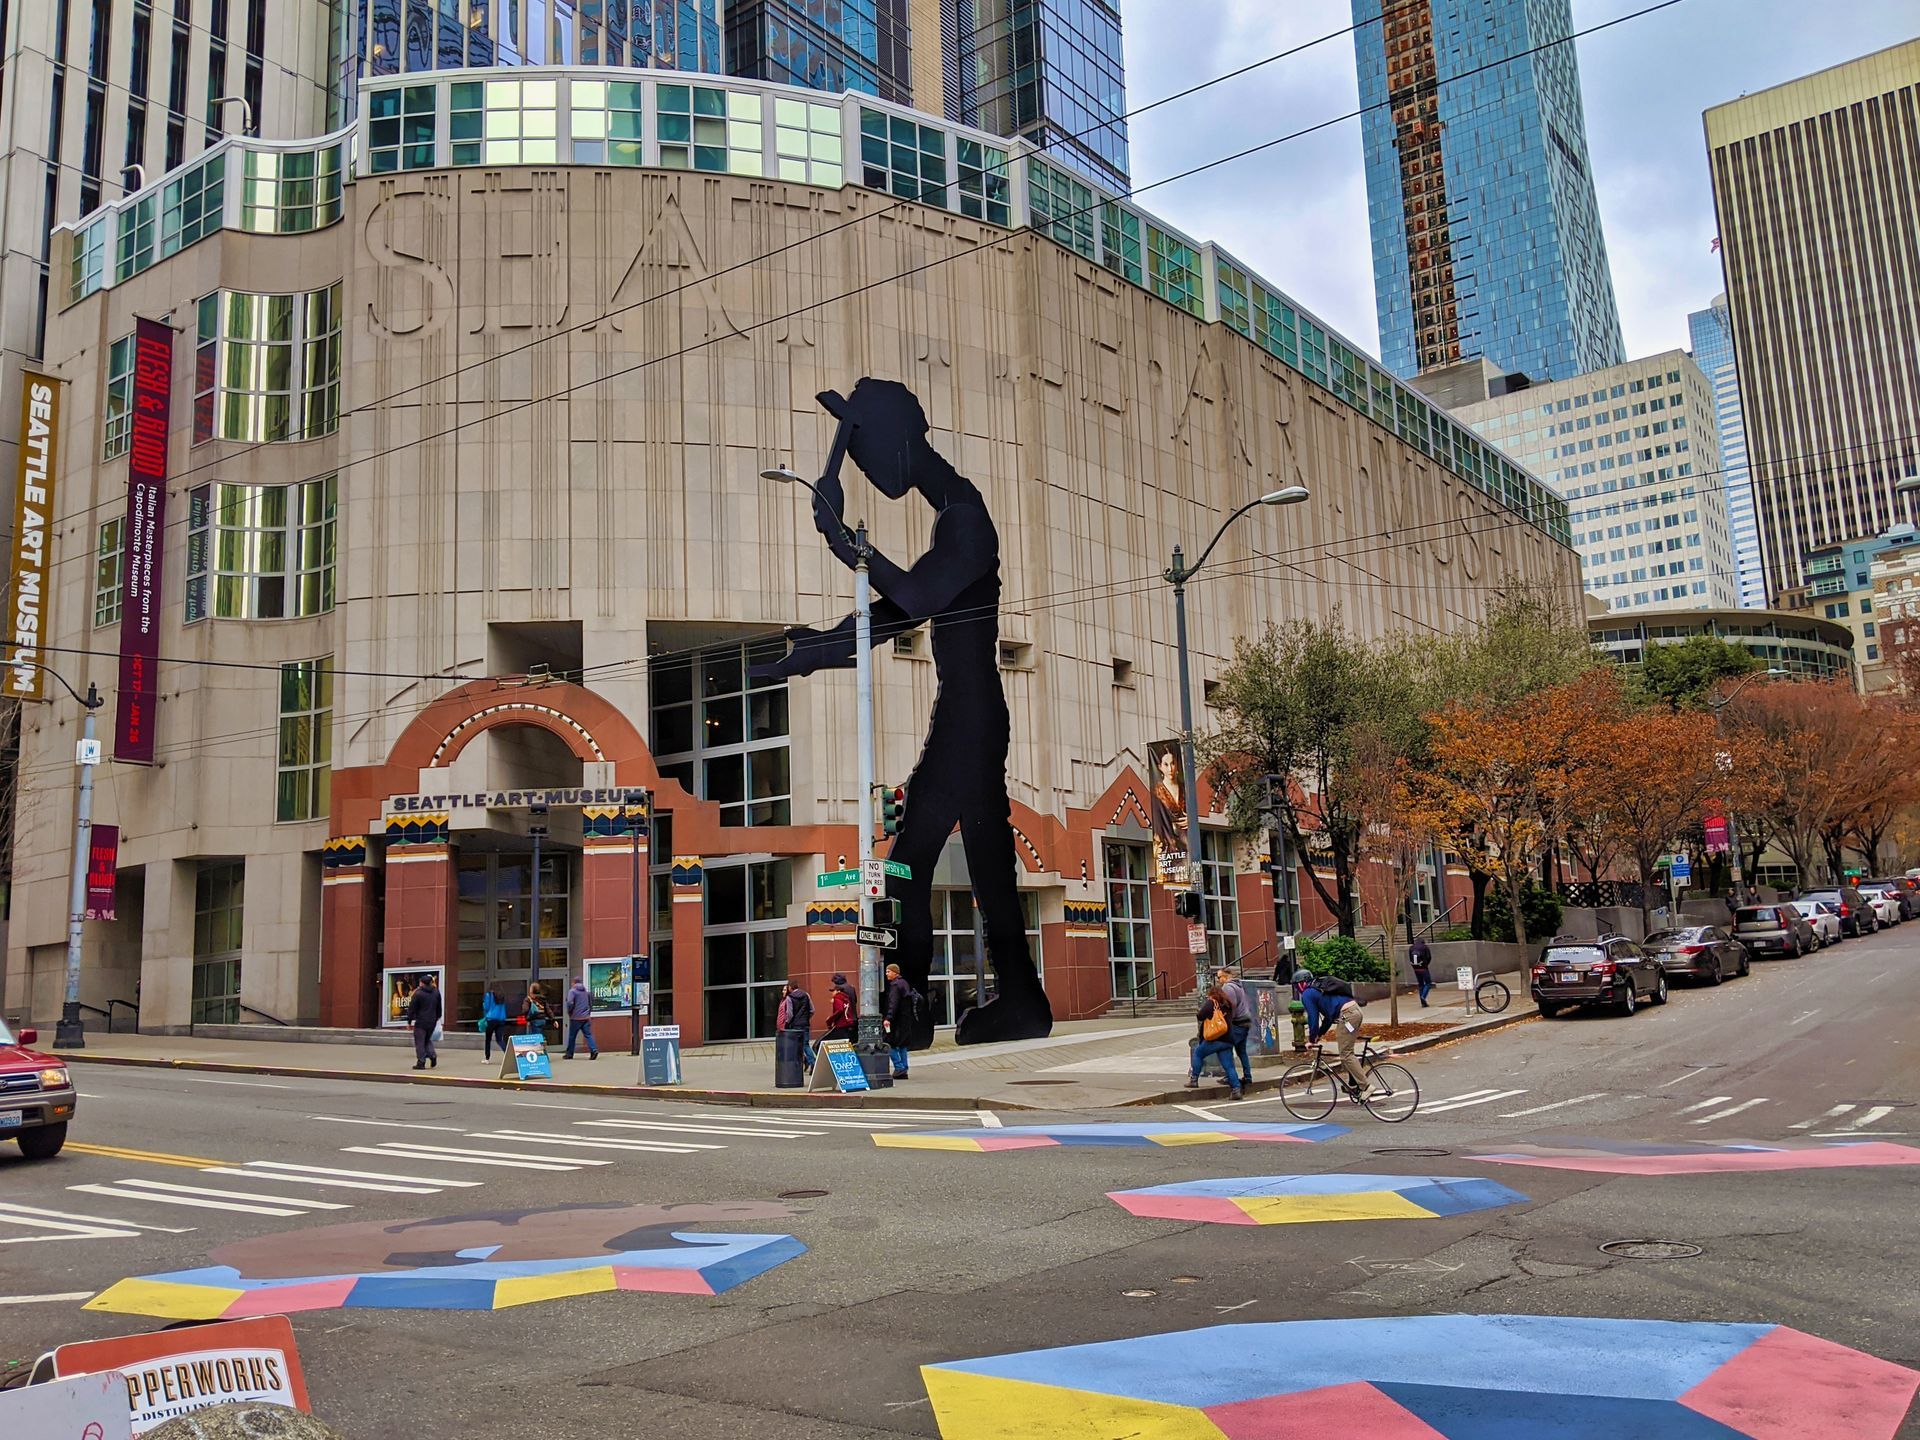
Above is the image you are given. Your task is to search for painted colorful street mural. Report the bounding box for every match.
[874,1122,1347,1153]
[85,1202,804,1319]
[1108,1174,1528,1226]
[1472,1138,1920,1176]
[922,1316,1920,1439]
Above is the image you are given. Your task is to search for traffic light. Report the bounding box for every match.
[871,897,902,927]
[877,784,907,837]
[1174,889,1204,921]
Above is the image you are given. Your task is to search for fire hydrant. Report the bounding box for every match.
[1289,999,1308,1051]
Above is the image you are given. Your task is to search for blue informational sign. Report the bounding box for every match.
[510,1035,553,1081]
[1672,853,1692,885]
[825,1043,870,1093]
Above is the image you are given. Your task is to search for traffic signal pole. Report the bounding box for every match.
[852,523,892,1087]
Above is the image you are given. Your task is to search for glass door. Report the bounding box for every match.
[454,850,573,1023]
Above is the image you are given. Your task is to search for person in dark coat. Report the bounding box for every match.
[1409,936,1434,1006]
[778,978,816,1067]
[404,972,443,1070]
[883,963,916,1080]
[824,973,857,1044]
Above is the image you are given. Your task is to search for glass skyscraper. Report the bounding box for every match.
[945,0,1129,193]
[1687,295,1766,610]
[727,1,915,103]
[344,1,725,88]
[1352,0,1624,383]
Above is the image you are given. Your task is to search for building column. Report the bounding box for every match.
[670,856,705,1048]
[579,824,647,966]
[383,843,458,988]
[139,858,197,1031]
[320,837,377,1028]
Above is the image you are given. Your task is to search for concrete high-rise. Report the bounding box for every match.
[1705,39,1920,602]
[1352,0,1625,383]
[1687,294,1766,609]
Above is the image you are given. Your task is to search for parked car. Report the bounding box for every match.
[1732,904,1817,958]
[1642,925,1751,985]
[1862,877,1920,920]
[1789,900,1845,949]
[0,1017,76,1159]
[1531,935,1669,1017]
[1856,883,1905,928]
[1797,886,1873,937]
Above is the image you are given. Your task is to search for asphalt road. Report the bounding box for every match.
[3,924,1917,1438]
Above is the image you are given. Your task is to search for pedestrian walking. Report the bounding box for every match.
[405,971,443,1070]
[521,982,551,1042]
[1185,985,1243,1099]
[1213,966,1255,1090]
[884,963,918,1080]
[778,978,816,1068]
[1301,973,1367,1094]
[1409,936,1434,1006]
[563,976,600,1059]
[824,973,857,1044]
[481,986,513,1060]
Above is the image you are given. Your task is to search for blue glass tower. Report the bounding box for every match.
[1352,0,1624,382]
[1687,294,1766,610]
[726,1,914,104]
[347,1,725,86]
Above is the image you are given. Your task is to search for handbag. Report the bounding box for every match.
[1201,1005,1228,1042]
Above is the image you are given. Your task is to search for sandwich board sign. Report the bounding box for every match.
[641,1024,682,1085]
[501,1033,553,1080]
[46,1314,309,1434]
[808,1038,870,1093]
[0,1371,131,1438]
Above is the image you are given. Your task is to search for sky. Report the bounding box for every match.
[1123,0,1917,361]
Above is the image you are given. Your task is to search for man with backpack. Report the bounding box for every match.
[884,963,920,1080]
[1213,966,1256,1090]
[778,978,816,1068]
[1300,972,1367,1094]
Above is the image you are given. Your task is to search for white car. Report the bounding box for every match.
[1789,900,1844,948]
[1858,885,1904,928]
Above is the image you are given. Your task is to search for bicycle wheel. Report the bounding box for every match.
[1474,978,1511,1014]
[1361,1061,1421,1122]
[1278,1061,1338,1121]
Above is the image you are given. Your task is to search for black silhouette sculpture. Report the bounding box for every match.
[758,379,1053,1048]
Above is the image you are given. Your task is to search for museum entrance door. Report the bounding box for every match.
[453,841,575,1025]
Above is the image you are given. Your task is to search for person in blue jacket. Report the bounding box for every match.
[1300,972,1366,1093]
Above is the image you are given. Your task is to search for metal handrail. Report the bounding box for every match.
[239,1004,292,1027]
[1128,968,1169,1018]
[1411,898,1469,943]
[106,998,139,1033]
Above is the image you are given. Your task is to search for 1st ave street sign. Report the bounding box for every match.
[856,926,899,950]
[818,869,861,888]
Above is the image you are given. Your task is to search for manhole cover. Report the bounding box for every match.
[1371,1147,1451,1157]
[1122,1289,1157,1299]
[1599,1239,1702,1260]
[777,1189,829,1200]
[1009,1079,1079,1086]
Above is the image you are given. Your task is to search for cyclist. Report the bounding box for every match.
[1301,973,1367,1096]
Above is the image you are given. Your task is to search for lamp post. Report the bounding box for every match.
[627,797,647,1056]
[528,802,549,1031]
[762,463,891,1088]
[1165,486,1310,986]
[1708,666,1787,899]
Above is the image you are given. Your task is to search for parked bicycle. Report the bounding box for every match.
[1278,1038,1421,1123]
[1471,974,1512,1013]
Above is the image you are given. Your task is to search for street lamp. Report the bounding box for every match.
[1707,666,1790,711]
[761,462,890,1087]
[1165,486,1310,976]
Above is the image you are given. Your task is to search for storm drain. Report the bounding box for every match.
[1371,1147,1451,1157]
[1599,1239,1702,1260]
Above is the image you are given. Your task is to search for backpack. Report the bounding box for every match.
[483,991,507,1024]
[910,985,928,1028]
[1316,976,1356,1002]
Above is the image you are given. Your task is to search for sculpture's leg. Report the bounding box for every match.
[953,803,1054,1046]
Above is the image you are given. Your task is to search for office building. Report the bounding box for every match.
[1686,295,1765,609]
[344,0,725,81]
[1352,0,1625,382]
[8,69,1577,1039]
[1589,609,1855,685]
[1704,38,1920,600]
[726,1,910,103]
[1454,351,1736,614]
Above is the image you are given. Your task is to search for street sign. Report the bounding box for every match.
[818,868,861,888]
[882,859,911,878]
[1672,852,1692,886]
[856,925,899,949]
[863,859,886,899]
[1186,923,1208,956]
[642,1025,682,1085]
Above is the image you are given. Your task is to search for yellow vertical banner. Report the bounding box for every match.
[6,370,60,701]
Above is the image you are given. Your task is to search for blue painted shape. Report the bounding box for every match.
[348,1274,494,1309]
[684,1232,809,1293]
[1114,1174,1521,1208]
[1393,1178,1530,1217]
[930,1317,1773,1408]
[1375,1383,1752,1439]
[455,1245,501,1260]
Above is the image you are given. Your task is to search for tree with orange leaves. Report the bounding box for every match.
[1718,679,1876,888]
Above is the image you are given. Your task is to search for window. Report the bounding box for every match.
[774,96,843,186]
[276,657,332,822]
[1198,829,1240,967]
[192,284,342,443]
[927,888,1042,1026]
[955,137,1008,224]
[192,860,245,1024]
[1101,203,1144,285]
[571,78,641,164]
[703,859,791,1041]
[650,639,790,827]
[115,195,157,282]
[102,334,135,459]
[1027,157,1095,258]
[94,518,125,627]
[663,84,759,173]
[159,154,225,258]
[860,107,945,203]
[243,144,345,229]
[1105,840,1154,1000]
[449,80,486,165]
[184,475,337,621]
[478,76,558,165]
[68,218,107,303]
[1147,223,1204,317]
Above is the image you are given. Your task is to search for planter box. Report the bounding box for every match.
[1428,940,1534,978]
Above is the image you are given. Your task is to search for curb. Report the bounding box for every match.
[56,1051,1036,1112]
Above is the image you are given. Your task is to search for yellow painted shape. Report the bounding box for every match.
[85,1278,241,1320]
[873,1135,986,1152]
[492,1265,617,1309]
[1233,1190,1432,1225]
[67,1141,224,1168]
[921,1367,1227,1440]
[1148,1132,1234,1146]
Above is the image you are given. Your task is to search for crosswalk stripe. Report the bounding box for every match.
[577,1118,818,1139]
[1676,1096,1733,1115]
[308,1115,469,1133]
[200,1167,440,1195]
[88,1178,351,1211]
[1843,1105,1896,1130]
[69,1184,314,1218]
[344,1143,605,1171]
[1791,1104,1854,1130]
[0,1204,144,1243]
[1424,1089,1527,1114]
[1499,1093,1608,1118]
[1690,1098,1768,1125]
[239,1160,484,1188]
[0,1201,193,1235]
[473,1130,713,1155]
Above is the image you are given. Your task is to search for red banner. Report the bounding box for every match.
[115,318,172,763]
[1704,816,1731,855]
[85,823,118,921]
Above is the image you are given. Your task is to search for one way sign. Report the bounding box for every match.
[856,926,899,950]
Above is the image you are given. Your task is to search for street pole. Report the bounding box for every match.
[529,805,546,1034]
[629,801,642,1057]
[852,522,891,1087]
[55,683,104,1049]
[1170,546,1207,992]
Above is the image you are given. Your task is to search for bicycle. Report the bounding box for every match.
[1278,1038,1421,1123]
[1472,974,1512,1014]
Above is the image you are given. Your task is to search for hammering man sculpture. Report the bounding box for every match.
[758,380,1053,1048]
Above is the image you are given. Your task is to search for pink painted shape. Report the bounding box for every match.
[1108,1192,1251,1225]
[1231,1132,1316,1144]
[1207,1381,1448,1440]
[223,1279,358,1317]
[973,1136,1060,1151]
[613,1267,715,1296]
[1480,1143,1920,1176]
[1680,1324,1920,1440]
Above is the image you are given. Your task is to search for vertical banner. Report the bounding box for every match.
[5,370,60,700]
[116,318,173,762]
[85,824,119,920]
[1146,737,1190,887]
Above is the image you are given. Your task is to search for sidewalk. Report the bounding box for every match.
[52,981,1533,1112]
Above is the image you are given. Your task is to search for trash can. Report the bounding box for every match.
[774,1030,809,1088]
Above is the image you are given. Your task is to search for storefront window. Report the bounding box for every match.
[928,888,1042,1027]
[192,860,245,1024]
[1104,840,1153,1000]
[1199,829,1241,968]
[703,858,790,1041]
[650,639,790,827]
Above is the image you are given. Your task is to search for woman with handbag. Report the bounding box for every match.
[1184,985,1243,1099]
[520,982,551,1042]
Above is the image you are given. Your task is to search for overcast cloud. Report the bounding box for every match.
[1123,0,1916,361]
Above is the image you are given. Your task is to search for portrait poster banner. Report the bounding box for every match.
[5,370,60,700]
[115,317,173,763]
[85,823,119,921]
[1146,738,1190,888]
[381,965,445,1027]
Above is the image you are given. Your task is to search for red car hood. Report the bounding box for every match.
[0,1042,61,1072]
